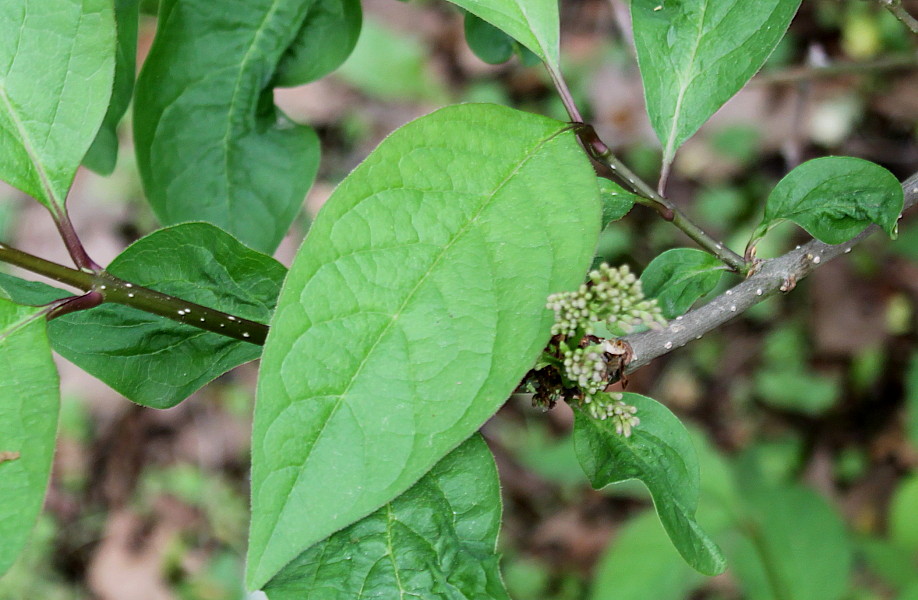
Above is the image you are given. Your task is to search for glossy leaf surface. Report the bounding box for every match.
[264,435,509,599]
[573,393,725,575]
[134,0,325,253]
[640,248,723,318]
[444,0,559,67]
[0,0,115,211]
[632,0,800,172]
[50,223,286,409]
[249,103,600,587]
[0,299,59,576]
[752,157,903,246]
[83,0,139,175]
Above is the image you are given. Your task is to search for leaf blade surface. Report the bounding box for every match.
[248,103,600,588]
[0,299,59,576]
[0,0,115,211]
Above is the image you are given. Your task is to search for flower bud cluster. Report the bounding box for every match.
[547,263,665,338]
[584,392,640,437]
[561,344,607,398]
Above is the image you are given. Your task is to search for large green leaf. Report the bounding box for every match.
[640,248,723,319]
[248,103,601,588]
[632,0,800,177]
[0,299,60,576]
[573,393,726,575]
[83,0,140,175]
[0,0,115,212]
[264,435,509,599]
[730,484,852,600]
[444,0,559,68]
[751,157,904,247]
[134,0,333,253]
[49,223,286,409]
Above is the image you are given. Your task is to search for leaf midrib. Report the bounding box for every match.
[255,127,562,583]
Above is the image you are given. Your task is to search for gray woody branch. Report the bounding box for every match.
[621,170,918,375]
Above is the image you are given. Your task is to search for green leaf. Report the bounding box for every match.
[640,248,723,319]
[248,103,601,588]
[0,0,115,212]
[263,435,509,600]
[443,0,559,68]
[632,0,801,173]
[591,511,706,600]
[906,353,918,449]
[134,0,323,253]
[730,484,852,600]
[82,0,140,175]
[890,474,918,551]
[49,223,286,409]
[273,0,362,86]
[598,179,637,228]
[464,11,515,65]
[573,393,726,575]
[0,273,70,306]
[0,299,60,576]
[336,18,447,102]
[752,157,904,246]
[753,368,839,415]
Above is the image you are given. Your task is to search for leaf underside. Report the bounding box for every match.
[444,0,559,67]
[248,103,601,588]
[632,0,801,170]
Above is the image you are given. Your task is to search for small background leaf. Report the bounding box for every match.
[82,0,139,175]
[0,0,115,211]
[573,393,726,575]
[134,0,327,253]
[264,435,509,600]
[444,0,560,68]
[49,223,286,409]
[632,0,801,172]
[729,484,853,600]
[248,103,600,588]
[0,299,59,576]
[753,156,904,246]
[640,248,723,319]
[273,0,362,86]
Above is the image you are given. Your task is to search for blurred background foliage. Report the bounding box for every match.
[1,0,917,598]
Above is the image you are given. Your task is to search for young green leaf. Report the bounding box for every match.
[632,0,801,184]
[273,0,362,86]
[0,299,59,576]
[83,0,140,175]
[248,103,600,588]
[729,485,852,600]
[0,0,115,213]
[573,393,726,575]
[444,0,559,68]
[599,179,637,228]
[750,157,904,247]
[906,353,918,449]
[263,435,509,599]
[134,0,326,253]
[49,223,286,409]
[640,248,724,319]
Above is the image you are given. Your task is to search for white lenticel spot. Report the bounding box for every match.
[664,341,673,349]
[730,305,737,312]
[756,288,763,295]
[242,333,250,338]
[813,256,821,264]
